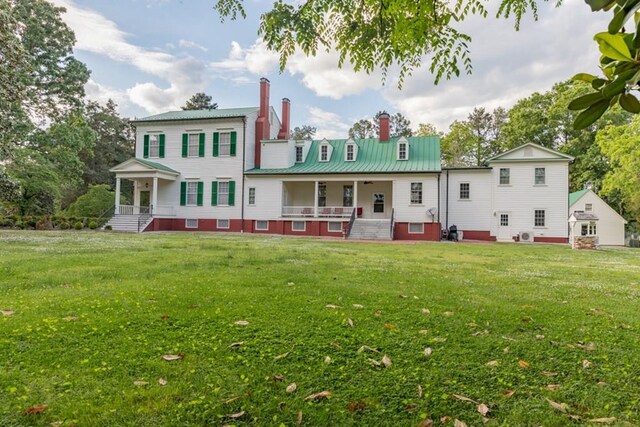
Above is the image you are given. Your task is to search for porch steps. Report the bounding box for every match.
[348,219,393,241]
[104,214,153,233]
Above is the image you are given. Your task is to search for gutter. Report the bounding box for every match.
[445,169,449,231]
[241,117,247,233]
[437,173,441,227]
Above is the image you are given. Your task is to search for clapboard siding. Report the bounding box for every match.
[570,190,626,246]
[440,170,492,232]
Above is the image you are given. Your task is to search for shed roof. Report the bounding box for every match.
[570,212,599,221]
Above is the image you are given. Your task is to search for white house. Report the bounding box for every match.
[569,188,626,246]
[108,78,574,243]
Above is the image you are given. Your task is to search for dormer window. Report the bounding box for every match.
[345,141,357,161]
[295,145,304,163]
[397,140,408,160]
[320,144,329,162]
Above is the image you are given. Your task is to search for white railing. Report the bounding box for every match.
[117,205,151,215]
[281,206,354,218]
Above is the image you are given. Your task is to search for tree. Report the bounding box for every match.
[182,93,218,110]
[348,119,376,139]
[290,125,316,140]
[415,123,442,137]
[348,112,412,139]
[66,184,115,217]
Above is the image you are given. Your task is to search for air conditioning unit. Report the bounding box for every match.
[519,231,534,243]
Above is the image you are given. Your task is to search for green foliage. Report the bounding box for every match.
[74,221,83,230]
[88,221,98,230]
[415,123,443,137]
[348,111,412,139]
[66,184,115,218]
[290,125,317,140]
[182,92,218,110]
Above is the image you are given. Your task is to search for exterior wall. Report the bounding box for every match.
[149,218,243,232]
[491,162,569,242]
[392,174,439,224]
[440,170,492,236]
[570,191,626,246]
[245,177,283,220]
[394,222,440,241]
[261,140,295,169]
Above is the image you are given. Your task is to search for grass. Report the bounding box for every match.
[0,231,639,426]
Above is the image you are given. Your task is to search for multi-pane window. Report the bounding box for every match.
[408,223,424,234]
[186,182,199,206]
[499,168,510,185]
[295,145,304,162]
[534,209,546,227]
[218,132,231,156]
[318,183,327,207]
[581,223,597,236]
[410,182,423,204]
[343,185,353,207]
[373,193,384,213]
[535,167,546,185]
[149,135,160,158]
[217,219,229,229]
[459,183,470,200]
[320,145,329,161]
[292,221,306,231]
[328,222,342,232]
[255,220,268,230]
[585,203,593,212]
[218,181,230,206]
[398,142,408,160]
[500,214,509,227]
[248,187,256,205]
[188,134,200,157]
[185,219,198,228]
[346,144,355,161]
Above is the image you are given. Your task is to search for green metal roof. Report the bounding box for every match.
[569,189,589,206]
[131,107,259,123]
[247,136,441,175]
[135,158,180,174]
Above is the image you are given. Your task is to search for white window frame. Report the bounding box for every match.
[499,168,510,185]
[217,181,230,206]
[397,142,408,160]
[408,223,424,234]
[186,181,199,206]
[248,187,256,205]
[295,145,304,163]
[218,132,231,156]
[292,221,306,231]
[585,203,593,212]
[459,182,470,200]
[345,144,355,161]
[328,222,343,232]
[534,209,546,227]
[255,220,268,231]
[500,213,509,227]
[188,133,200,157]
[318,183,327,207]
[217,219,229,229]
[185,219,198,229]
[535,167,546,185]
[148,134,160,158]
[320,144,329,162]
[410,182,423,205]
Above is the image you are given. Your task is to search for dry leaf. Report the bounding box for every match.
[546,384,560,391]
[287,281,295,286]
[384,323,397,330]
[161,354,184,361]
[133,380,149,386]
[418,329,429,335]
[369,358,381,367]
[271,374,285,382]
[542,371,558,377]
[158,378,167,386]
[357,345,379,353]
[422,308,431,315]
[443,311,454,317]
[503,390,515,398]
[590,308,605,315]
[297,411,303,427]
[472,330,490,336]
[347,401,367,412]
[353,304,364,309]
[424,347,433,357]
[223,396,241,404]
[286,383,297,393]
[535,334,545,339]
[486,360,499,367]
[597,381,607,386]
[399,294,408,299]
[477,403,490,416]
[226,411,245,419]
[576,342,596,351]
[274,352,290,360]
[62,316,78,321]
[1,310,15,316]
[324,356,331,364]
[518,360,530,368]
[347,318,354,327]
[304,390,332,401]
[325,304,341,309]
[234,320,249,326]
[454,419,467,427]
[432,337,447,343]
[588,417,617,423]
[416,419,433,427]
[382,355,392,367]
[502,336,516,341]
[417,384,423,398]
[24,405,47,415]
[451,394,478,404]
[466,322,478,327]
[583,359,592,369]
[546,398,568,413]
[440,416,451,423]
[374,310,382,317]
[503,347,510,353]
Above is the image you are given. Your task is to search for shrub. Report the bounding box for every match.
[60,222,70,230]
[88,221,98,230]
[104,225,112,231]
[66,185,115,218]
[14,221,24,229]
[74,221,83,230]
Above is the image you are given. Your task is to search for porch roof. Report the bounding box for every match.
[110,158,180,180]
[247,136,441,175]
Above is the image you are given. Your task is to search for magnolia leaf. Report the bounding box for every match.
[297,411,303,427]
[576,342,596,351]
[226,411,245,419]
[1,310,15,316]
[422,308,431,314]
[324,356,331,364]
[229,341,244,349]
[234,320,249,326]
[454,419,468,427]
[503,390,515,398]
[347,318,354,327]
[325,304,341,309]
[382,355,392,367]
[369,358,382,367]
[417,384,423,397]
[536,334,545,339]
[567,92,604,110]
[572,72,597,83]
[419,329,429,335]
[162,354,184,361]
[574,99,610,130]
[443,311,454,317]
[542,371,558,377]
[601,71,634,98]
[588,417,617,423]
[451,394,478,404]
[585,0,617,11]
[24,405,48,415]
[440,416,451,423]
[353,304,364,309]
[518,360,530,368]
[304,390,332,401]
[619,92,640,112]
[546,384,560,391]
[609,7,627,33]
[477,403,490,416]
[134,380,149,386]
[416,419,433,427]
[424,347,433,357]
[594,32,633,61]
[286,383,297,393]
[357,345,380,353]
[274,352,290,360]
[158,378,167,386]
[546,398,569,413]
[486,360,499,367]
[583,359,592,368]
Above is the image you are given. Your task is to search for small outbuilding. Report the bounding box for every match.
[569,211,599,249]
[569,189,626,246]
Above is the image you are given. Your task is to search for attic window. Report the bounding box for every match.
[398,141,408,160]
[295,145,304,163]
[345,143,356,161]
[585,203,593,212]
[320,144,329,162]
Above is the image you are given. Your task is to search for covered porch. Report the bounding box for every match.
[281,179,393,219]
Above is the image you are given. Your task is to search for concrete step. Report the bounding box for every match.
[348,219,393,240]
[104,215,152,233]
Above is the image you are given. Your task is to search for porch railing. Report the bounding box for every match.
[345,206,357,239]
[281,206,354,218]
[117,205,151,215]
[138,212,152,232]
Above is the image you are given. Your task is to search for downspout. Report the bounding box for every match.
[445,169,449,230]
[241,117,247,233]
[437,172,441,227]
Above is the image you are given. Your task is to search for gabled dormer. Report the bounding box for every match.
[397,137,409,161]
[319,139,332,162]
[344,139,358,162]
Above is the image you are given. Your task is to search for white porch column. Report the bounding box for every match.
[314,181,319,217]
[353,180,358,216]
[115,177,121,213]
[152,176,158,215]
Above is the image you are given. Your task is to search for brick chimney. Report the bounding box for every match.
[277,98,290,140]
[254,78,271,167]
[378,113,390,142]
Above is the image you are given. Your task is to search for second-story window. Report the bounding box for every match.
[459,182,470,200]
[320,145,329,162]
[148,135,160,158]
[398,142,408,160]
[499,168,510,185]
[535,167,546,185]
[295,145,304,162]
[188,134,200,157]
[346,144,355,161]
[219,132,231,156]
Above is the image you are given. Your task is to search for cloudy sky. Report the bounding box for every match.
[52,0,608,139]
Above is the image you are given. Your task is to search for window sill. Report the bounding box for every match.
[498,184,511,187]
[409,204,424,207]
[458,199,471,201]
[533,226,547,229]
[533,184,547,187]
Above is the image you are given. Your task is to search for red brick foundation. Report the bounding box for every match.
[459,230,496,241]
[534,236,569,244]
[393,222,440,241]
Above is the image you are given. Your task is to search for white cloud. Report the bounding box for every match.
[84,79,128,106]
[306,107,352,139]
[210,40,279,76]
[178,39,208,52]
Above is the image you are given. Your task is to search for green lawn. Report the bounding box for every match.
[0,231,639,426]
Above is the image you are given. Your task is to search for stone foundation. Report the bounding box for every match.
[573,236,597,249]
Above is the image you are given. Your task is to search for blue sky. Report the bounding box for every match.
[53,0,608,139]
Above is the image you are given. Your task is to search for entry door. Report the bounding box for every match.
[373,193,385,217]
[497,212,511,241]
[139,191,150,214]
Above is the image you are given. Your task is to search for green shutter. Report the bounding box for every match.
[199,133,205,157]
[211,181,218,206]
[180,182,186,206]
[213,132,219,157]
[159,134,165,158]
[197,182,203,206]
[228,180,235,206]
[230,131,237,157]
[182,134,188,157]
[143,135,149,158]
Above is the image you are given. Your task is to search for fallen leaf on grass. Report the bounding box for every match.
[535,334,545,339]
[223,396,241,404]
[454,419,467,427]
[502,336,516,341]
[416,419,433,427]
[399,294,408,299]
[274,352,290,360]
[486,360,499,367]
[158,378,167,386]
[576,342,596,351]
[542,371,558,377]
[353,304,364,309]
[432,337,447,343]
[225,411,245,419]
[518,360,530,368]
[440,416,451,423]
[546,398,568,413]
[133,381,148,386]
[347,401,367,412]
[472,330,490,336]
[384,323,397,330]
[477,403,490,416]
[405,403,419,412]
[443,311,454,317]
[583,359,592,369]
[324,356,331,365]
[304,390,332,401]
[422,308,431,315]
[546,384,560,391]
[234,320,249,326]
[369,358,381,367]
[596,381,607,386]
[160,314,169,321]
[357,345,379,353]
[418,329,429,335]
[451,394,478,404]
[297,411,303,427]
[286,383,297,393]
[161,354,184,361]
[1,310,15,316]
[588,417,617,423]
[62,316,78,321]
[374,310,382,317]
[417,384,423,397]
[382,355,392,367]
[271,375,285,382]
[24,405,47,415]
[325,304,341,309]
[347,318,354,327]
[590,308,605,315]
[466,322,478,327]
[229,342,244,349]
[287,281,295,286]
[503,390,515,398]
[424,347,433,357]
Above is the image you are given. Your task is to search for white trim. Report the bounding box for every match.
[328,221,343,232]
[185,218,198,229]
[255,220,268,231]
[217,219,230,229]
[408,223,424,234]
[291,220,306,231]
[487,142,574,162]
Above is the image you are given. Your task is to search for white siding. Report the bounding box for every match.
[261,140,294,169]
[570,191,626,246]
[244,177,283,220]
[439,170,492,232]
[392,175,439,223]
